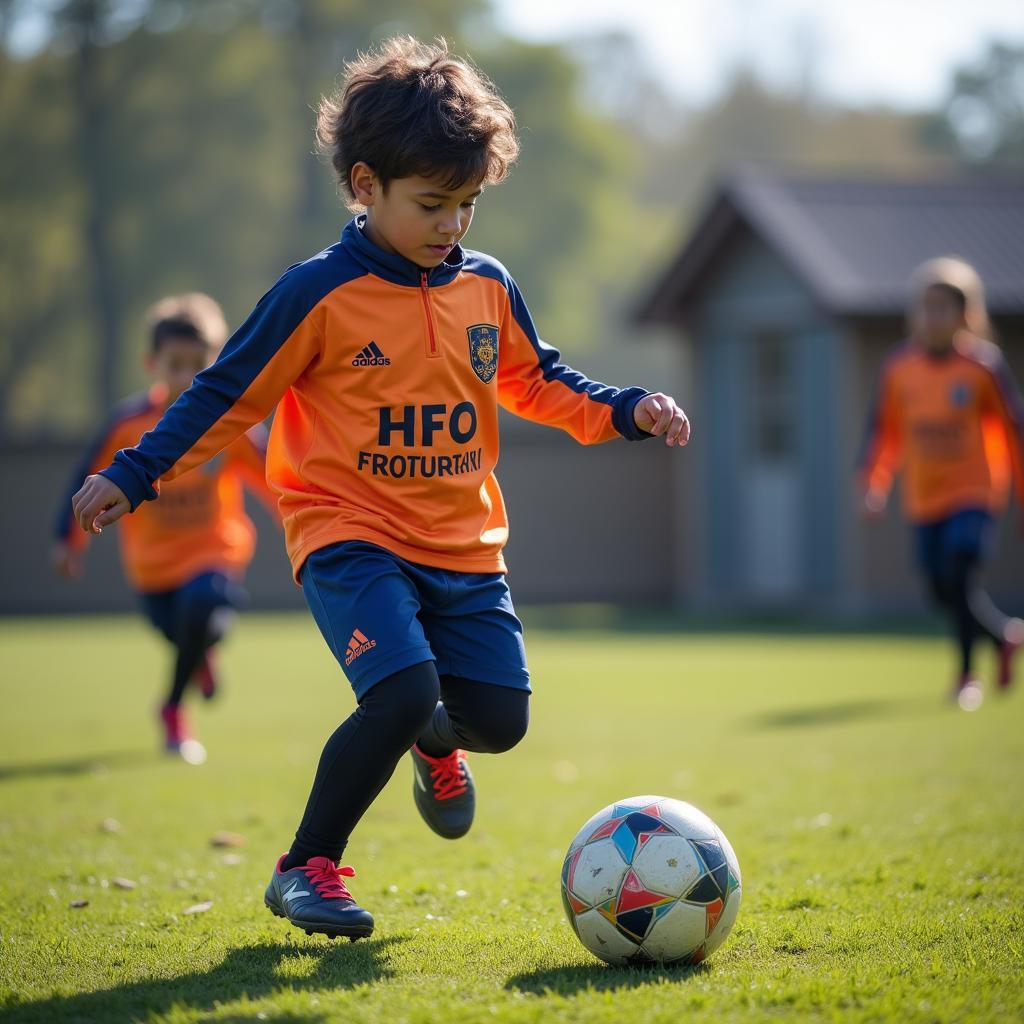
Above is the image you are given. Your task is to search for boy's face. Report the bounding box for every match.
[147,336,214,402]
[352,164,481,269]
[913,285,968,353]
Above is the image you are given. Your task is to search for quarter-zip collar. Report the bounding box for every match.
[342,214,465,288]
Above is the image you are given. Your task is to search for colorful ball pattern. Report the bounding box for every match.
[560,795,742,965]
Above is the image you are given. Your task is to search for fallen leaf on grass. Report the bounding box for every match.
[183,901,213,915]
[69,900,89,909]
[111,877,136,890]
[209,831,245,848]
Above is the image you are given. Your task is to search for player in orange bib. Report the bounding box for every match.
[68,38,690,939]
[53,294,279,762]
[859,258,1024,707]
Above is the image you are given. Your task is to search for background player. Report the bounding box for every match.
[860,257,1024,708]
[53,293,280,762]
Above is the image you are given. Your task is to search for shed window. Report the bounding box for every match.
[753,333,796,460]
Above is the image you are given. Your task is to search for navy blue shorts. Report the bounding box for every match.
[139,571,246,642]
[913,508,993,580]
[300,541,530,700]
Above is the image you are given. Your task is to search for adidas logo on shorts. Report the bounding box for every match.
[345,628,377,666]
[353,342,391,367]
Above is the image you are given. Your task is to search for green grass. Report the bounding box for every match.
[0,613,1022,1023]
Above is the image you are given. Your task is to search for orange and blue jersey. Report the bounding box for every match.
[56,385,278,592]
[97,217,651,580]
[859,335,1024,524]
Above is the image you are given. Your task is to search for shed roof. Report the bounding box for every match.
[638,168,1024,323]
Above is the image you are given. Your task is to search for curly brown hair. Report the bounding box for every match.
[145,293,229,353]
[316,36,519,207]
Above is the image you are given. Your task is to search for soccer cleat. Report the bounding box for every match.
[954,675,983,712]
[264,855,374,940]
[410,744,475,839]
[998,618,1023,691]
[159,703,207,764]
[190,650,219,700]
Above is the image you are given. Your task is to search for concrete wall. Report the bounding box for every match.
[0,415,677,616]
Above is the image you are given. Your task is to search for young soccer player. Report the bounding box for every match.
[860,257,1024,708]
[54,293,279,763]
[69,37,690,938]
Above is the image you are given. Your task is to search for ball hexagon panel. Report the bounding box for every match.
[631,833,704,898]
[565,837,629,909]
[574,907,641,965]
[639,899,707,963]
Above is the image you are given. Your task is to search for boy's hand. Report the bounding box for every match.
[51,543,84,580]
[863,489,887,519]
[72,475,130,534]
[633,393,690,447]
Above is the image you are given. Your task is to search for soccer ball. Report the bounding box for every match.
[560,795,741,966]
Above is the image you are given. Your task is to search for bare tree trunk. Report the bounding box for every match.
[68,0,122,414]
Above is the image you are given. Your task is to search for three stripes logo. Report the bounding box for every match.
[353,342,391,367]
[345,628,377,666]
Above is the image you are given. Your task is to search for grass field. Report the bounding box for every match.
[1,612,1022,1023]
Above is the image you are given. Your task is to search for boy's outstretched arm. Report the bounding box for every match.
[857,360,901,516]
[71,267,331,534]
[980,350,1024,531]
[489,267,688,447]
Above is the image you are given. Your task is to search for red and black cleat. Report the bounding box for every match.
[159,703,207,764]
[998,619,1023,692]
[264,855,374,940]
[410,744,475,839]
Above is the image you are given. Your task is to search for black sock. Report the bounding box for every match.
[282,661,439,870]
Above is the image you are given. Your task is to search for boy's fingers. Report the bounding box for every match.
[641,396,662,429]
[667,410,690,446]
[643,395,668,435]
[94,500,127,530]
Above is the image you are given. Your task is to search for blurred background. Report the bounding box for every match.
[1,0,1022,617]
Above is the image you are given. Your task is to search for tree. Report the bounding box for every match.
[925,42,1024,166]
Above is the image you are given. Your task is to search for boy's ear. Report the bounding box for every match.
[350,162,379,207]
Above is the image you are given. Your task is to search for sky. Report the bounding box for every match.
[495,0,1024,109]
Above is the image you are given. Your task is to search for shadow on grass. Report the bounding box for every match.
[749,696,932,730]
[3,935,408,1024]
[0,750,151,782]
[506,959,710,996]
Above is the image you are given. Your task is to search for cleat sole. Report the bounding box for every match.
[265,898,373,939]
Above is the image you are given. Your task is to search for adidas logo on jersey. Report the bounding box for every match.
[353,342,391,367]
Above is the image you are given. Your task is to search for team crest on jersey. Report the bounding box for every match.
[467,324,499,384]
[949,381,971,408]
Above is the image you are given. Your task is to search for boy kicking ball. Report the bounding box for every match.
[71,37,689,938]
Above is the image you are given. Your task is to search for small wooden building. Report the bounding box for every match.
[638,169,1024,613]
